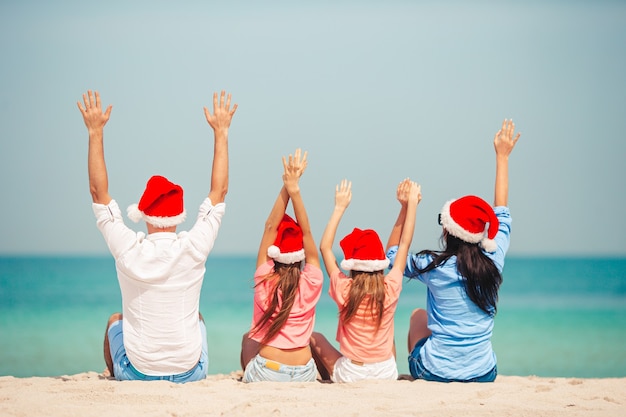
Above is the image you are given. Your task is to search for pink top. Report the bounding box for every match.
[330,268,403,363]
[249,260,323,349]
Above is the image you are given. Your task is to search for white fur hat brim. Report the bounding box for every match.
[340,258,390,272]
[127,204,187,228]
[267,246,305,264]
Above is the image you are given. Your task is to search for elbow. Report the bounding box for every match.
[209,184,228,204]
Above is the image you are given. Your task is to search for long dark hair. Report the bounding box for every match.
[250,261,302,345]
[415,234,502,316]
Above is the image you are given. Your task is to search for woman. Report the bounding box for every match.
[387,119,520,382]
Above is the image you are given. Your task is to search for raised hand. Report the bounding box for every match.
[334,179,352,210]
[397,178,421,206]
[407,180,421,205]
[204,90,238,132]
[494,119,520,158]
[77,90,112,132]
[282,148,308,194]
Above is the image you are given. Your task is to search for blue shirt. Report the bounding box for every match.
[387,206,511,380]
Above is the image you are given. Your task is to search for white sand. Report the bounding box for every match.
[1,372,624,417]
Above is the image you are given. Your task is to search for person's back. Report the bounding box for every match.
[78,90,237,382]
[240,149,323,383]
[387,119,520,383]
[312,179,420,383]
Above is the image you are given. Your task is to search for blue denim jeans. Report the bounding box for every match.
[107,320,208,383]
[408,337,497,382]
[243,354,318,383]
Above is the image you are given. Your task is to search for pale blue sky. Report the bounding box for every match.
[1,1,625,256]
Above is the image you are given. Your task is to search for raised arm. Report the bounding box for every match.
[389,180,421,274]
[282,149,320,268]
[257,186,290,268]
[204,90,238,205]
[319,179,352,277]
[386,178,411,251]
[493,119,520,207]
[78,90,113,205]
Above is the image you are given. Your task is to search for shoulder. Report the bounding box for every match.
[302,263,324,283]
[254,260,274,279]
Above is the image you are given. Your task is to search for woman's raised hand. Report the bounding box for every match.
[334,179,352,210]
[282,148,308,194]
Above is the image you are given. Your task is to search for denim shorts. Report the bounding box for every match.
[408,337,497,383]
[243,354,318,383]
[107,320,208,383]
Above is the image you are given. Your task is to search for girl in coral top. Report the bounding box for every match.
[240,149,323,382]
[310,179,420,382]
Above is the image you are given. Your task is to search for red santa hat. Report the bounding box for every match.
[340,228,390,272]
[439,195,499,252]
[127,175,187,228]
[267,214,305,264]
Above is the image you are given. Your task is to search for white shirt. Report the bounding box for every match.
[93,197,225,375]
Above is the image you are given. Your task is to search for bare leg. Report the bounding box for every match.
[310,331,342,382]
[408,308,431,353]
[103,312,122,377]
[240,332,261,371]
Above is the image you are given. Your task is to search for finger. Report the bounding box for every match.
[506,120,514,138]
[294,148,301,164]
[220,90,225,107]
[282,156,288,172]
[212,92,218,112]
[302,150,308,166]
[82,93,89,108]
[88,90,95,107]
[203,107,210,120]
[104,105,113,119]
[225,93,231,109]
[230,103,238,116]
[95,91,101,109]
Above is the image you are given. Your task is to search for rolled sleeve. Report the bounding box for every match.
[92,199,139,258]
[186,198,226,256]
[489,206,511,271]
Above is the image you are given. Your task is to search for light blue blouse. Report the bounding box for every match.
[387,206,511,380]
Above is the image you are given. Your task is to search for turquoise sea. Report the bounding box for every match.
[1,255,625,378]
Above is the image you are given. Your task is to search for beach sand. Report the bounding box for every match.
[1,372,624,417]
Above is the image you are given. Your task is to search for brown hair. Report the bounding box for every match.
[341,270,386,330]
[250,261,302,345]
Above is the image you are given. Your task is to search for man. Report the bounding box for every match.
[78,90,237,382]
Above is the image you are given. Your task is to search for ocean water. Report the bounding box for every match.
[1,255,625,378]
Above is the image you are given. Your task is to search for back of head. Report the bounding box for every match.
[267,214,305,265]
[339,228,390,272]
[127,175,187,228]
[339,228,389,328]
[439,195,499,253]
[420,196,503,315]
